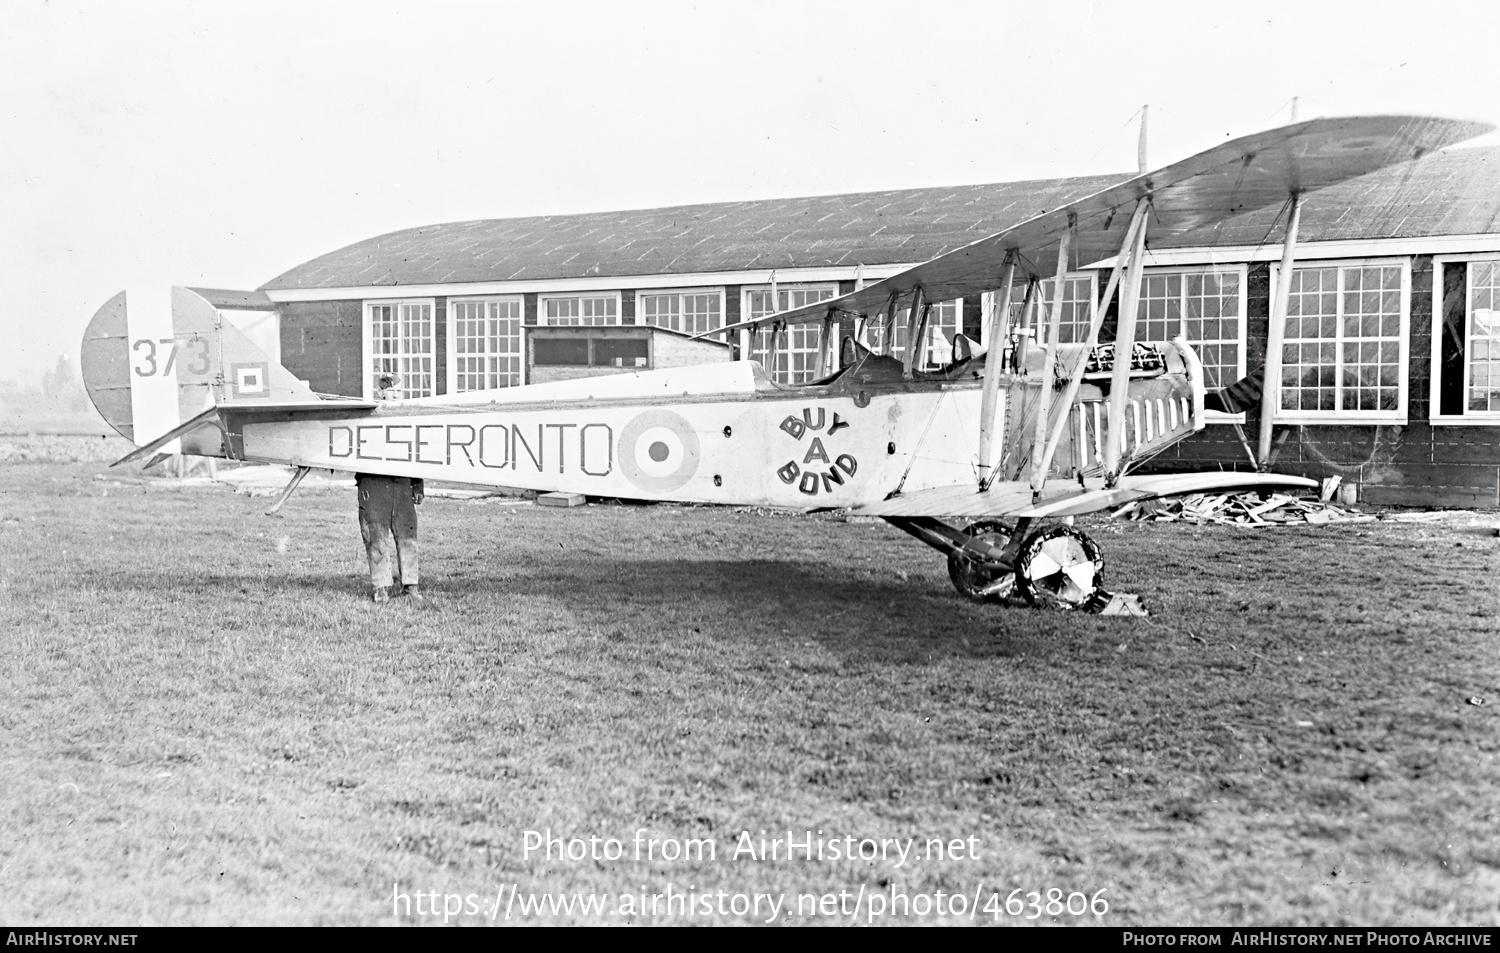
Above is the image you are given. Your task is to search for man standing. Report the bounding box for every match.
[359,372,424,603]
[357,471,423,602]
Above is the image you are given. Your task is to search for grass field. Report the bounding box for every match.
[2,461,1498,926]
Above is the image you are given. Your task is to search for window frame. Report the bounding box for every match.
[363,297,436,400]
[1136,264,1249,424]
[634,287,727,337]
[981,273,1097,348]
[537,291,623,327]
[917,298,964,368]
[739,282,840,383]
[1022,274,1098,346]
[446,295,526,394]
[1268,257,1411,425]
[861,297,967,368]
[1430,253,1500,424]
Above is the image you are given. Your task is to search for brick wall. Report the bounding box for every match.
[278,300,362,397]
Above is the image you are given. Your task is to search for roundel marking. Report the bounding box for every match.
[619,410,700,493]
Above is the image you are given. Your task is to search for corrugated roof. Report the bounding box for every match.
[1158,144,1500,248]
[261,146,1500,292]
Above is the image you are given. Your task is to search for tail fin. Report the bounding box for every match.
[79,286,316,456]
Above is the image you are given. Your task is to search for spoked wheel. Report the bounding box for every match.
[1015,525,1105,610]
[946,519,1015,601]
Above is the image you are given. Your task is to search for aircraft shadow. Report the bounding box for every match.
[439,556,1064,664]
[88,557,1065,665]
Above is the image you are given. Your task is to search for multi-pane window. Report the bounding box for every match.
[1466,261,1500,412]
[863,300,964,367]
[1136,267,1244,390]
[543,294,618,326]
[920,300,962,366]
[450,298,523,392]
[1007,277,1096,345]
[639,290,724,337]
[745,284,838,383]
[368,300,434,398]
[1278,262,1406,416]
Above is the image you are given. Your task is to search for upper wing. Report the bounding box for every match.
[712,115,1491,334]
[857,472,1319,519]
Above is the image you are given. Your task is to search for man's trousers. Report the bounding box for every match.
[357,474,419,588]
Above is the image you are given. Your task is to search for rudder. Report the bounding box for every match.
[79,286,316,456]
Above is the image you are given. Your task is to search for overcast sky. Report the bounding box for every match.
[3,0,1498,386]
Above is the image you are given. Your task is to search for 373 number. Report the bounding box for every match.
[132,337,210,378]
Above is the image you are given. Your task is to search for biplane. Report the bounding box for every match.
[79,116,1490,610]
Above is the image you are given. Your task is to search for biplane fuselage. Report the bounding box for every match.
[225,341,1202,512]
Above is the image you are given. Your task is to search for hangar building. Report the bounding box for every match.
[248,144,1500,507]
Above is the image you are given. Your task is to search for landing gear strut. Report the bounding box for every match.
[883,515,1106,610]
[946,520,1016,602]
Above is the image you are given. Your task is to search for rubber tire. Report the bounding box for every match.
[946,520,1015,602]
[1015,524,1105,610]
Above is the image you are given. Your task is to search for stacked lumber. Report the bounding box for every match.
[1113,491,1374,526]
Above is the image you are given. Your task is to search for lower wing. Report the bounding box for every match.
[857,471,1318,519]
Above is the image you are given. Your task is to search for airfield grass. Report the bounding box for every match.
[1,462,1498,926]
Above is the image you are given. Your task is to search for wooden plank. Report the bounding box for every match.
[1246,496,1290,517]
[537,492,588,508]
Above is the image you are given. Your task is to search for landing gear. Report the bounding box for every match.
[882,515,1107,611]
[1014,525,1105,610]
[946,520,1016,601]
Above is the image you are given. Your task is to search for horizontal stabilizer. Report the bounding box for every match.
[216,399,378,412]
[110,407,222,467]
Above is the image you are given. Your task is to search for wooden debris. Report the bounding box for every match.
[537,491,588,508]
[1113,488,1373,526]
[1319,475,1342,502]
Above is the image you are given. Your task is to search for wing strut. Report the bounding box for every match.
[1037,198,1150,481]
[883,289,901,355]
[1103,198,1153,482]
[818,308,837,377]
[976,251,1018,488]
[900,286,927,379]
[1029,218,1075,492]
[1258,192,1305,468]
[1023,279,1043,346]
